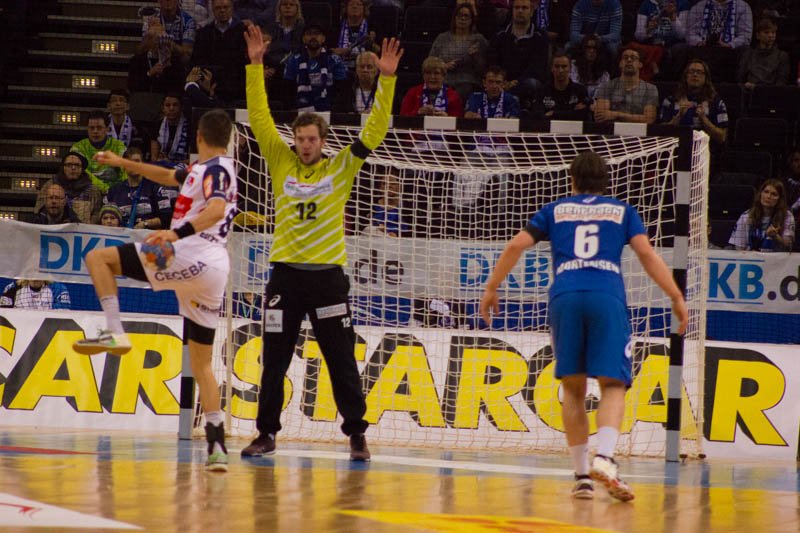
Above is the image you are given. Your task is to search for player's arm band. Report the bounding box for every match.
[351,139,371,160]
[174,222,196,239]
[524,224,546,242]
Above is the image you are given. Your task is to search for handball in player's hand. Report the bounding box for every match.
[139,239,175,271]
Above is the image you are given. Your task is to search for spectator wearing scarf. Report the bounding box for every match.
[283,24,348,112]
[400,56,464,117]
[152,93,189,164]
[332,0,378,72]
[687,0,752,48]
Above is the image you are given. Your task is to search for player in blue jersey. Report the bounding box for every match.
[480,151,688,502]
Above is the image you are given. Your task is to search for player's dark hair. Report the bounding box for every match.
[571,151,609,194]
[108,88,130,102]
[292,112,329,139]
[198,109,232,149]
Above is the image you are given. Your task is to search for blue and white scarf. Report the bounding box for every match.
[535,0,549,31]
[296,50,332,110]
[108,114,134,147]
[421,84,449,113]
[701,0,735,44]
[338,18,368,50]
[480,91,505,118]
[157,115,188,162]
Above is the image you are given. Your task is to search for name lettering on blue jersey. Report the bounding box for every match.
[556,258,621,275]
[554,203,626,224]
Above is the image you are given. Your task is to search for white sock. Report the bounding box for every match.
[569,444,590,476]
[596,426,620,458]
[206,410,224,426]
[99,296,124,334]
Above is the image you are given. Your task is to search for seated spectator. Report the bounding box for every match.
[191,0,248,105]
[35,152,103,224]
[400,56,464,117]
[659,59,727,145]
[31,183,80,225]
[569,0,622,58]
[366,173,410,237]
[234,0,277,26]
[332,0,379,73]
[283,24,349,112]
[570,34,611,99]
[464,65,521,118]
[105,147,172,229]
[593,48,658,123]
[70,111,127,192]
[98,203,123,227]
[729,178,795,251]
[106,89,139,148]
[686,0,753,81]
[429,3,489,101]
[151,93,189,165]
[635,0,688,48]
[458,0,502,41]
[0,279,71,310]
[736,17,790,89]
[531,48,591,120]
[337,52,379,113]
[262,0,304,71]
[489,0,549,101]
[630,0,690,81]
[140,0,197,65]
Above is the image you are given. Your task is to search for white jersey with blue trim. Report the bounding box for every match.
[170,155,238,246]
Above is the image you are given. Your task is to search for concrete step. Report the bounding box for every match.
[6,85,110,107]
[46,14,144,35]
[0,139,75,161]
[58,0,158,20]
[38,32,141,56]
[18,67,128,92]
[1,122,85,140]
[28,49,133,68]
[0,103,95,126]
[0,172,55,197]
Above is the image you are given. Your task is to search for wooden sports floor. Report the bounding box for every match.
[1,427,797,532]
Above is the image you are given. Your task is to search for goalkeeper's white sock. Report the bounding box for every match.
[100,295,124,334]
[596,426,620,459]
[569,443,590,476]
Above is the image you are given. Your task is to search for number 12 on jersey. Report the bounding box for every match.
[296,201,317,221]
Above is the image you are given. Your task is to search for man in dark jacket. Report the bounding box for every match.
[31,183,80,225]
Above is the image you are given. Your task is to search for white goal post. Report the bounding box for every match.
[196,115,709,459]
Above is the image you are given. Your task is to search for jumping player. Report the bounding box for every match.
[480,151,688,501]
[72,109,238,472]
[240,25,402,461]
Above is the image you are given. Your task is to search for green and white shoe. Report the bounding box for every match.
[73,330,132,356]
[206,450,229,472]
[205,422,228,473]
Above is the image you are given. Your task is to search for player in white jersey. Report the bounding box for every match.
[72,109,237,472]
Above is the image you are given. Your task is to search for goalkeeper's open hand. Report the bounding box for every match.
[479,288,499,326]
[375,37,403,76]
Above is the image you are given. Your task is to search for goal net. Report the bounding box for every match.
[208,121,709,458]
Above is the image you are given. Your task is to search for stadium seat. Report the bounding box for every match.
[708,217,737,248]
[300,1,333,31]
[718,150,773,178]
[397,40,432,74]
[401,7,449,42]
[709,183,755,220]
[711,171,763,188]
[732,117,788,151]
[369,5,401,40]
[716,83,742,129]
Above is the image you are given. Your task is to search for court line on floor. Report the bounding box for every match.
[266,449,662,479]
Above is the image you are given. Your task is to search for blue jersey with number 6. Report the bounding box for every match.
[527,194,647,303]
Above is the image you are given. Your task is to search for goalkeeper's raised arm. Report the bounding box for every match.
[357,39,403,151]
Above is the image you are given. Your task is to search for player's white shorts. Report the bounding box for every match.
[133,239,229,330]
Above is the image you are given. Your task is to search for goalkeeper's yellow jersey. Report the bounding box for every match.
[246,63,395,266]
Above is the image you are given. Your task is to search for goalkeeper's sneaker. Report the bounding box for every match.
[572,475,594,499]
[589,455,635,502]
[73,330,132,356]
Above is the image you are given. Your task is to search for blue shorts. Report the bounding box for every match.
[549,291,632,386]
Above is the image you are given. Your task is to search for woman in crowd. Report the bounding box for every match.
[429,3,489,101]
[569,34,611,100]
[729,179,795,252]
